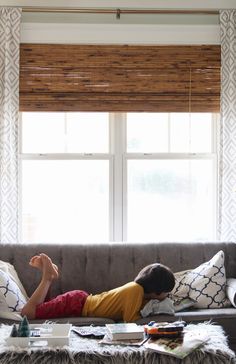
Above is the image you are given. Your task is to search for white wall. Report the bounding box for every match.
[2,0,236,44]
[20,23,220,45]
[1,0,235,9]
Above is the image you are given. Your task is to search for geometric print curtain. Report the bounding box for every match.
[0,8,21,244]
[219,10,236,241]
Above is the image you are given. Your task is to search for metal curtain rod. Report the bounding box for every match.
[22,7,219,17]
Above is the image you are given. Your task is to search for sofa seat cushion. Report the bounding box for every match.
[0,316,116,326]
[175,307,236,320]
[136,307,236,324]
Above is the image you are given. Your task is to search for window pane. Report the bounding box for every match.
[22,112,65,153]
[127,113,168,152]
[66,112,109,153]
[127,159,214,242]
[127,112,213,154]
[22,112,109,153]
[22,160,109,243]
[170,113,212,153]
[190,113,212,153]
[170,113,190,152]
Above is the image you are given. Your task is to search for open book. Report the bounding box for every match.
[144,329,209,359]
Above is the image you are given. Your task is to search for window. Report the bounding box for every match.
[20,112,218,243]
[20,112,110,243]
[125,113,217,242]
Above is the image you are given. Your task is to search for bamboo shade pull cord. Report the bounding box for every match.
[188,63,192,152]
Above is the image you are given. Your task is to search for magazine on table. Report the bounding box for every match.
[144,329,209,359]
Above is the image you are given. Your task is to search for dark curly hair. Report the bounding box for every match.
[134,263,175,294]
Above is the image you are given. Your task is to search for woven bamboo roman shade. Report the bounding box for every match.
[19,44,220,112]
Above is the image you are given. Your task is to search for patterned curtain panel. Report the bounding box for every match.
[0,8,21,244]
[219,10,236,241]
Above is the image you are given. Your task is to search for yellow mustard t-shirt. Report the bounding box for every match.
[82,282,144,322]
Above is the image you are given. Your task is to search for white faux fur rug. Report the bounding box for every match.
[0,322,235,364]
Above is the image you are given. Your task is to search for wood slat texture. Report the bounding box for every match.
[20,44,220,112]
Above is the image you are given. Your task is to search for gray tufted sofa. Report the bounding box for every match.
[1,241,236,350]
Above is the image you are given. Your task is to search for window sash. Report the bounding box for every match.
[19,112,217,243]
[122,154,217,241]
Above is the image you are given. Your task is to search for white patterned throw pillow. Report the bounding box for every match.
[0,260,28,299]
[170,250,230,309]
[0,269,27,320]
[226,278,236,307]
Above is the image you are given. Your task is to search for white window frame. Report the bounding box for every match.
[19,113,114,243]
[19,112,218,243]
[119,113,218,242]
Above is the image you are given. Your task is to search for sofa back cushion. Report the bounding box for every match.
[0,242,235,298]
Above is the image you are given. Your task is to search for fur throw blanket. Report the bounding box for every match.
[0,322,235,364]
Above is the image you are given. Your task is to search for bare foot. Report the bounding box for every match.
[41,254,59,281]
[29,255,59,274]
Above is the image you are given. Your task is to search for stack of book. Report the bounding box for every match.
[100,323,145,346]
[106,323,144,340]
[100,322,209,359]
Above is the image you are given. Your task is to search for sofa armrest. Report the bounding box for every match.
[226,278,236,307]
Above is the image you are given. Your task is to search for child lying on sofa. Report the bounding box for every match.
[21,253,175,322]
